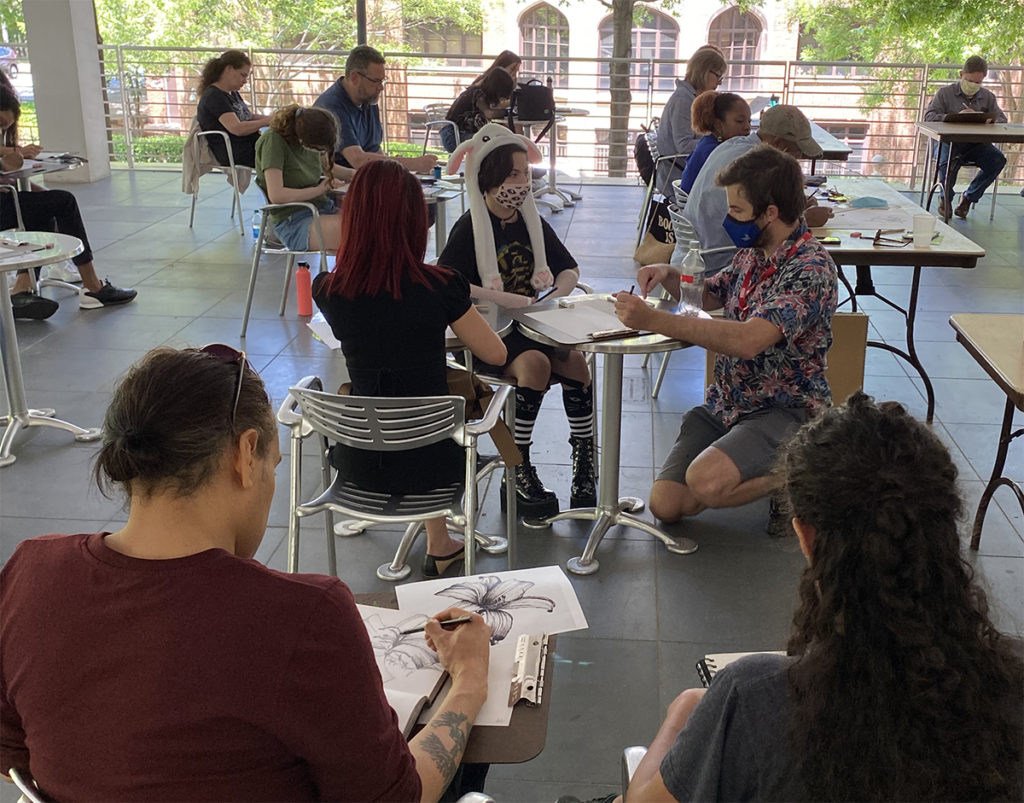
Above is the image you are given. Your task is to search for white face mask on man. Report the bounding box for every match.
[960,78,983,97]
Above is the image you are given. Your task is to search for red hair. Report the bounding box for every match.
[323,160,450,300]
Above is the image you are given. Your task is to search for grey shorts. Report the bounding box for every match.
[657,405,809,484]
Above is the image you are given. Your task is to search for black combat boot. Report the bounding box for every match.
[569,436,597,508]
[500,443,559,519]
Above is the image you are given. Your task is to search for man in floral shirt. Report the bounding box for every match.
[615,145,837,524]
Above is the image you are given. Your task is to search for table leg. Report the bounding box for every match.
[542,352,696,575]
[919,133,933,207]
[852,264,936,423]
[970,397,1024,550]
[434,198,447,255]
[0,283,102,467]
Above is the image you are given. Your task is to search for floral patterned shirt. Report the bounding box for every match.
[704,222,838,426]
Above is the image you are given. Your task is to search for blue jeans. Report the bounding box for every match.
[934,141,1007,203]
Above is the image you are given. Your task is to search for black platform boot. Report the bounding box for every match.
[569,436,597,508]
[500,443,559,519]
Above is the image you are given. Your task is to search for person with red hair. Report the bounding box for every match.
[312,160,507,577]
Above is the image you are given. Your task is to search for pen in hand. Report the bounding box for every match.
[400,614,474,635]
[535,287,557,303]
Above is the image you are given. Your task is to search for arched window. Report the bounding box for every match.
[519,3,570,87]
[708,7,762,91]
[598,9,678,92]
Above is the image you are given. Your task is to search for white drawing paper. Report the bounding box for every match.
[395,565,589,646]
[356,604,445,698]
[521,303,630,343]
[827,206,915,233]
[416,639,519,728]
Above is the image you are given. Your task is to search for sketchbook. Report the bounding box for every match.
[695,651,786,688]
[942,111,997,124]
[514,296,644,345]
[356,604,449,737]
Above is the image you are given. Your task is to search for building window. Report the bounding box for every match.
[819,123,867,175]
[407,22,483,59]
[598,10,678,92]
[707,7,762,92]
[519,3,570,88]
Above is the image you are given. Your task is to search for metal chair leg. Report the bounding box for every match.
[188,191,198,228]
[240,218,267,338]
[463,439,479,576]
[279,254,295,316]
[287,429,303,573]
[651,350,671,399]
[376,522,420,582]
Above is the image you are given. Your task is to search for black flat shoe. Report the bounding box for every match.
[12,291,59,320]
[422,546,465,578]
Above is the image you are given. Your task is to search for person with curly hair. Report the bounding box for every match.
[624,392,1023,801]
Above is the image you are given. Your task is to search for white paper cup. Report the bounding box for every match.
[913,214,936,246]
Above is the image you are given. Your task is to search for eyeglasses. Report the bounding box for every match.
[710,70,725,85]
[200,343,250,427]
[356,71,386,86]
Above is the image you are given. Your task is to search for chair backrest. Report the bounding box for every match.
[667,202,697,245]
[9,768,52,803]
[290,387,467,452]
[424,102,450,123]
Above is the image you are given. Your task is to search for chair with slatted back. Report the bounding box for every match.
[277,376,514,581]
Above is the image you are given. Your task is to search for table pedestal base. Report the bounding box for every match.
[0,408,102,467]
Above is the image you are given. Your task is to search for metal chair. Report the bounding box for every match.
[636,123,686,249]
[277,376,514,581]
[9,768,51,803]
[183,118,251,236]
[925,149,999,223]
[423,102,459,154]
[240,201,328,337]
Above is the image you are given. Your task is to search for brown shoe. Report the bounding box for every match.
[937,197,952,219]
[954,195,972,219]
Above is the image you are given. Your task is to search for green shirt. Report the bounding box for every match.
[255,129,329,223]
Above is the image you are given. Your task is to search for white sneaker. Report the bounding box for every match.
[47,260,82,283]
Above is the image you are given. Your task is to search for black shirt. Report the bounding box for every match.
[196,86,259,167]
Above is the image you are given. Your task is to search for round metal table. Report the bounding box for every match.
[0,231,100,467]
[515,293,699,574]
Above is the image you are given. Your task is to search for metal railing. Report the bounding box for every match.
[8,44,1024,189]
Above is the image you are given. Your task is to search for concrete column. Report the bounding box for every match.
[22,0,110,182]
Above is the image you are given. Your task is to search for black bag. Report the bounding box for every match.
[634,131,654,187]
[510,79,556,142]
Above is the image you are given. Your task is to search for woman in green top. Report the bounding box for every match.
[255,105,354,252]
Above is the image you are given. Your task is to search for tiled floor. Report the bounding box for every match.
[1,169,1022,800]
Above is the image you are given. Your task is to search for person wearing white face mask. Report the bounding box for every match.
[439,125,595,521]
[923,55,1007,219]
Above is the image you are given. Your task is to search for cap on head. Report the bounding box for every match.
[759,105,823,159]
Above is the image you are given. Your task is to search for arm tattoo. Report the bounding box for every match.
[422,711,470,783]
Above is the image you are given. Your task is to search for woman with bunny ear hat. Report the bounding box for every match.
[439,124,596,520]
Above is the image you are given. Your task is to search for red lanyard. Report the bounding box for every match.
[737,230,812,315]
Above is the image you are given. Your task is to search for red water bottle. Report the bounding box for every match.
[296,261,313,316]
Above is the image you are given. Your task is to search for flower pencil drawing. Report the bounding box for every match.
[363,613,440,682]
[435,576,556,644]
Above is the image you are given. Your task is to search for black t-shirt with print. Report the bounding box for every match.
[438,208,577,298]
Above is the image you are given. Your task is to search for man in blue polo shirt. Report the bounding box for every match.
[315,45,437,174]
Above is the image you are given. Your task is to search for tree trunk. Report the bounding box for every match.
[607,0,634,177]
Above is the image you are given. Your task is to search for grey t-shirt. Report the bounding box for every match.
[660,653,806,801]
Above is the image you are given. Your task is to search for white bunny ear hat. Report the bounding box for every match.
[447,123,553,292]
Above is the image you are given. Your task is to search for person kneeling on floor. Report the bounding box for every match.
[614,145,837,525]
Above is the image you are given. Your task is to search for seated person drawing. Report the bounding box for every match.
[441,66,516,153]
[623,392,1023,801]
[0,346,492,802]
[312,159,507,578]
[254,105,354,253]
[677,91,751,195]
[315,45,436,175]
[438,124,595,520]
[615,145,837,525]
[923,54,1008,220]
[195,49,271,168]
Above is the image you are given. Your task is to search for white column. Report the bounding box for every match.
[22,0,110,182]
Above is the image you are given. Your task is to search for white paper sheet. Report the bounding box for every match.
[520,304,632,342]
[416,639,519,727]
[395,565,589,645]
[827,206,915,232]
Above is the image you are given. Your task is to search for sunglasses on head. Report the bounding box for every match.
[199,343,250,427]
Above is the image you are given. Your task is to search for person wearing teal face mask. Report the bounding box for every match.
[614,145,837,529]
[923,55,1007,219]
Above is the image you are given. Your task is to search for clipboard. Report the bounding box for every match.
[942,111,996,124]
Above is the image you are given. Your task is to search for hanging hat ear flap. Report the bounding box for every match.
[447,140,474,175]
[523,138,543,163]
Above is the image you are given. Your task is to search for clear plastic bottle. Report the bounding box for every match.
[678,240,705,311]
[251,211,261,239]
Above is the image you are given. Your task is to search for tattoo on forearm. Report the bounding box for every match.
[422,711,470,782]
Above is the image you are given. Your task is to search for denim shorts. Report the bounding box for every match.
[271,196,338,251]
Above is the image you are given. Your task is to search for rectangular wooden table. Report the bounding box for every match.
[355,591,553,764]
[914,121,1024,222]
[948,314,1024,549]
[814,178,986,422]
